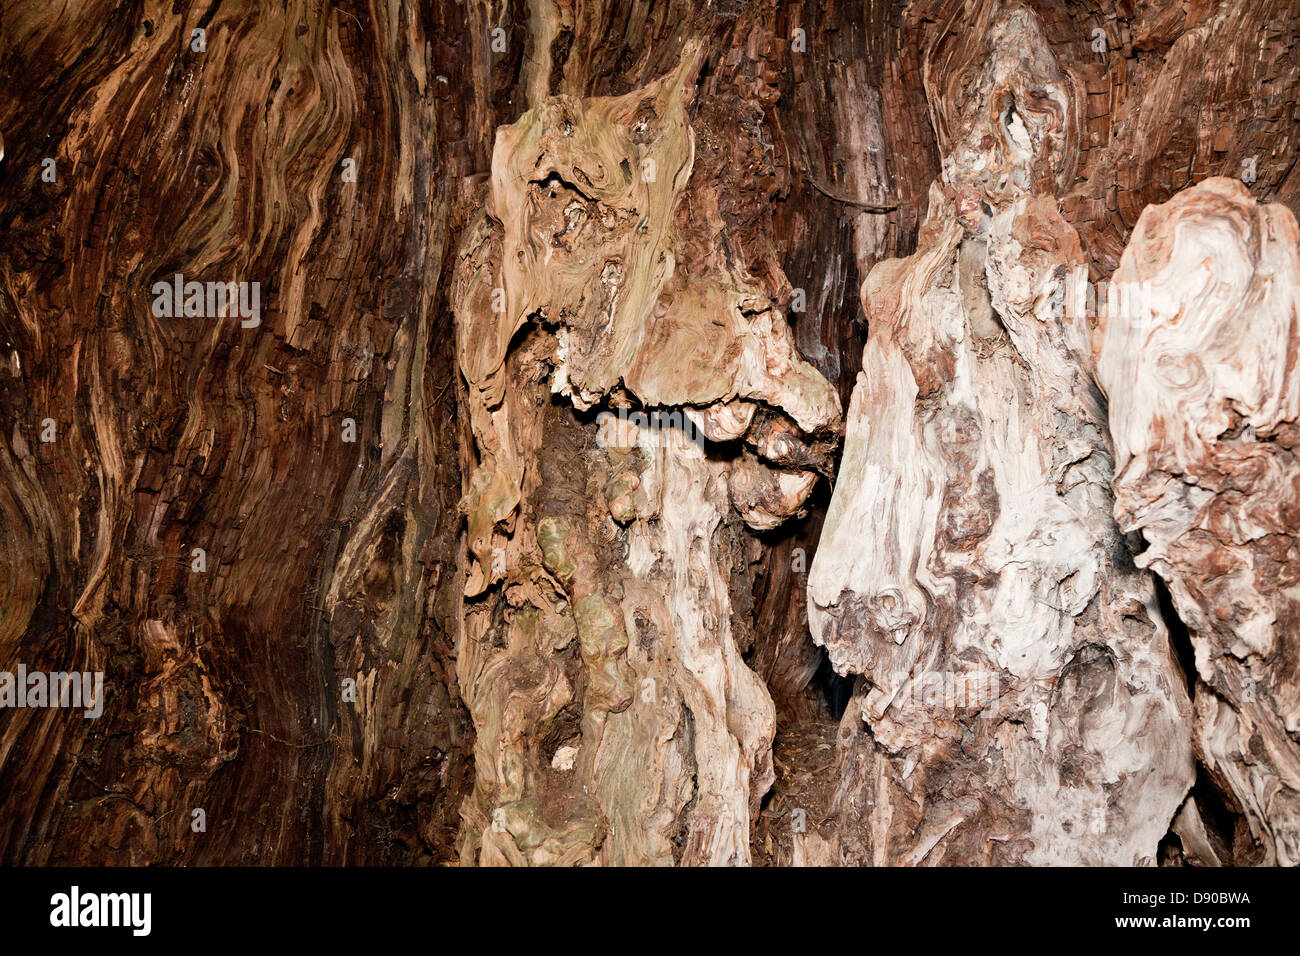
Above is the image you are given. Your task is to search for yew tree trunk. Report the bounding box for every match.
[1,0,1298,867]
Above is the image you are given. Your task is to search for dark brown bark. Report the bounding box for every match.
[0,0,478,865]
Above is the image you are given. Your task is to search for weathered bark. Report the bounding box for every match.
[809,3,1195,865]
[451,37,842,865]
[1,0,1298,867]
[0,0,475,864]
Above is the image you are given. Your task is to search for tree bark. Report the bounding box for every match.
[1,0,1298,867]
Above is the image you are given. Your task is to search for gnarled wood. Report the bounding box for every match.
[452,42,841,865]
[1,0,1298,869]
[1097,176,1300,865]
[807,3,1194,865]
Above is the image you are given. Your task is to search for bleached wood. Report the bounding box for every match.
[1097,177,1300,865]
[808,5,1194,865]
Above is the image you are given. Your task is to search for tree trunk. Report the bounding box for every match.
[1,0,1297,867]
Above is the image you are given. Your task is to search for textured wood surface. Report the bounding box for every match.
[1098,177,1300,865]
[0,0,475,865]
[808,3,1195,864]
[0,0,1297,866]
